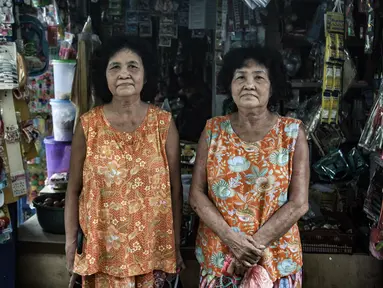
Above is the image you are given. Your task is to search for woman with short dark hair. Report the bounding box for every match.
[190,46,309,287]
[65,36,184,287]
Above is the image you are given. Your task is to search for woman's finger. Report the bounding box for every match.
[243,254,260,265]
[241,259,254,268]
[247,236,266,249]
[244,247,263,259]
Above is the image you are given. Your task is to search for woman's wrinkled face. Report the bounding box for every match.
[106,49,145,98]
[230,59,271,110]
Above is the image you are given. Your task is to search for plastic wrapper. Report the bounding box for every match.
[346,0,355,37]
[295,93,322,138]
[364,165,383,224]
[242,0,271,10]
[359,80,383,152]
[59,32,76,60]
[306,1,327,43]
[313,149,350,181]
[365,2,374,54]
[282,49,301,77]
[343,49,357,94]
[312,124,346,154]
[347,147,368,176]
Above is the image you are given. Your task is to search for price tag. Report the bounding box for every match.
[11,171,27,197]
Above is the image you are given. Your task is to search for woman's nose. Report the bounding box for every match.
[244,78,256,89]
[119,67,130,78]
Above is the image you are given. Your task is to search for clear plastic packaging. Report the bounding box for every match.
[243,0,271,10]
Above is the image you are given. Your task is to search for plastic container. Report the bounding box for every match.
[44,136,71,179]
[33,193,65,234]
[52,60,76,100]
[50,99,76,142]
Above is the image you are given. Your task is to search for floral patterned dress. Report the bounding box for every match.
[196,115,303,287]
[73,105,177,288]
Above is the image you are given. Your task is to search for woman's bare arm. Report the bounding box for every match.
[252,126,309,246]
[190,128,263,267]
[166,120,183,251]
[65,121,86,263]
[189,129,234,242]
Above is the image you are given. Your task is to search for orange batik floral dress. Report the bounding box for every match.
[196,115,303,287]
[73,105,176,288]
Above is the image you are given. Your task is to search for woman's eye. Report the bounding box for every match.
[110,65,119,70]
[128,65,138,69]
[236,76,244,80]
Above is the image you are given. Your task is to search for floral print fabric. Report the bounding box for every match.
[83,270,169,288]
[73,105,177,278]
[196,115,303,283]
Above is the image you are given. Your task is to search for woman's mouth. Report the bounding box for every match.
[117,83,134,88]
[240,94,257,98]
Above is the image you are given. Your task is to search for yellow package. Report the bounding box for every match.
[324,64,334,90]
[330,91,340,123]
[321,91,332,123]
[325,12,345,35]
[333,66,342,91]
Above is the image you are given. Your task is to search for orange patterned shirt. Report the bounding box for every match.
[73,105,177,277]
[196,115,303,282]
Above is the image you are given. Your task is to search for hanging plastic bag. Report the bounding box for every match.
[365,1,374,54]
[306,1,327,43]
[369,199,383,260]
[242,0,271,10]
[346,0,355,37]
[359,79,383,152]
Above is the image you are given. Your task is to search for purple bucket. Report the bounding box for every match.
[44,136,71,179]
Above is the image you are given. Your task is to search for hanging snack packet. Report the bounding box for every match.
[333,66,342,91]
[347,147,368,176]
[321,90,332,123]
[313,149,350,181]
[59,32,76,60]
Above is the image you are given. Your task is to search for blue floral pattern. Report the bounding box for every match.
[228,156,251,173]
[284,123,300,138]
[277,259,298,276]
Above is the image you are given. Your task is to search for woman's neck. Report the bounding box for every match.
[109,96,143,116]
[236,108,272,129]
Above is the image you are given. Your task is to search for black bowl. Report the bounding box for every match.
[32,192,65,235]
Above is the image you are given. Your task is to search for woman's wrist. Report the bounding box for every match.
[220,228,237,247]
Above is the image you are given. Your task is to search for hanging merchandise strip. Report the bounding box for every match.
[0,0,14,24]
[365,0,374,54]
[221,0,228,42]
[233,0,241,31]
[0,90,27,197]
[0,42,18,90]
[321,1,345,124]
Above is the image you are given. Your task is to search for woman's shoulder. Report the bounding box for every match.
[206,115,230,127]
[80,106,103,121]
[149,104,172,117]
[149,104,172,123]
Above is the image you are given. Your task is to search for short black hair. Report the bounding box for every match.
[218,46,289,109]
[91,36,157,103]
